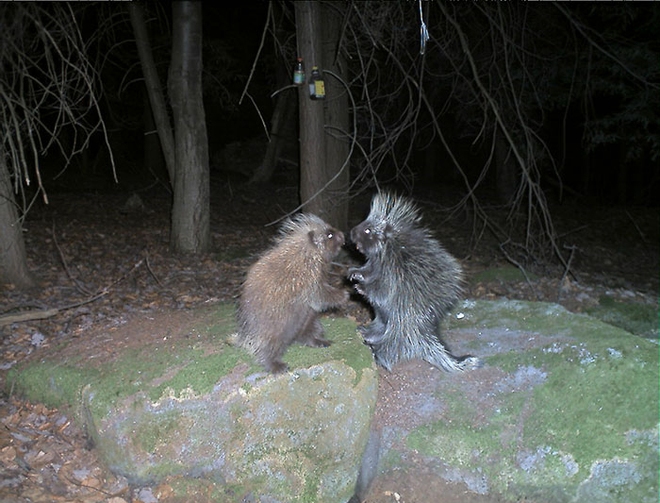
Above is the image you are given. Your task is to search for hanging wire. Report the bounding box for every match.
[419,0,429,55]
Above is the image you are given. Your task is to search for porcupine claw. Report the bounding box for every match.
[348,269,365,284]
[348,268,367,296]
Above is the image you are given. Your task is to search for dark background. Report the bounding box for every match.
[30,2,658,207]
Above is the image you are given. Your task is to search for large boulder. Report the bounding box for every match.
[364,299,658,503]
[8,304,377,503]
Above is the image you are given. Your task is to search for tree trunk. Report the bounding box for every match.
[294,1,349,229]
[128,3,176,182]
[143,88,167,184]
[295,1,326,217]
[321,1,349,229]
[168,1,210,254]
[253,2,299,185]
[0,150,35,289]
[251,90,297,183]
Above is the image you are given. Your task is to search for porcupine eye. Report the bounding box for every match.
[360,226,377,251]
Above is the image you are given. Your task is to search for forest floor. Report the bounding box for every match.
[0,178,658,503]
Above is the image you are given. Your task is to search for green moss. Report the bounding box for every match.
[283,316,371,383]
[411,299,659,500]
[132,409,185,454]
[8,306,367,419]
[489,337,658,468]
[523,351,657,465]
[409,419,511,469]
[302,473,322,503]
[378,448,404,473]
[139,460,187,482]
[458,300,654,348]
[7,361,98,409]
[585,295,659,340]
[470,265,538,284]
[7,304,243,418]
[197,303,237,335]
[7,303,372,500]
[145,352,242,402]
[166,477,228,501]
[82,339,245,419]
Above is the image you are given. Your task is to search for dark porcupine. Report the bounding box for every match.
[348,192,480,372]
[236,213,348,373]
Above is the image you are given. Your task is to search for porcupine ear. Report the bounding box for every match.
[307,230,320,248]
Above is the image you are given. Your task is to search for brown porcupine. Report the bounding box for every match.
[236,213,348,373]
[348,192,480,372]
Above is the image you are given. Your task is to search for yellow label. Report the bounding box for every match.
[314,80,325,97]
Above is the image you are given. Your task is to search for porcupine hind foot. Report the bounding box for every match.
[423,350,482,372]
[457,355,482,370]
[359,321,386,345]
[259,350,289,374]
[295,314,333,348]
[372,333,482,373]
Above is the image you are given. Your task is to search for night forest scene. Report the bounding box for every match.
[0,2,658,502]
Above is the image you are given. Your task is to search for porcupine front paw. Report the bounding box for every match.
[348,267,365,284]
[307,336,332,348]
[348,269,367,296]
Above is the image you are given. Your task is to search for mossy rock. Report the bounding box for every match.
[371,299,659,503]
[585,295,658,340]
[7,304,377,503]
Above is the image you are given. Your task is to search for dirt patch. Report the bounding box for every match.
[365,464,523,503]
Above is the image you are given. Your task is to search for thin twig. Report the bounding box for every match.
[0,258,145,326]
[51,222,95,296]
[239,1,272,106]
[624,210,648,245]
[558,244,577,301]
[0,293,107,326]
[499,240,541,301]
[144,252,163,287]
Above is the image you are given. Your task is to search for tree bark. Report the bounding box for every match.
[253,1,298,184]
[295,1,326,217]
[251,90,297,183]
[168,1,210,254]
[0,149,35,289]
[128,2,176,182]
[321,1,349,229]
[294,1,349,229]
[143,88,167,184]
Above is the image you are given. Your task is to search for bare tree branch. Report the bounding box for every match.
[1,3,116,207]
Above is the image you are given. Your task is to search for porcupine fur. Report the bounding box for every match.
[349,192,480,371]
[236,213,347,373]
